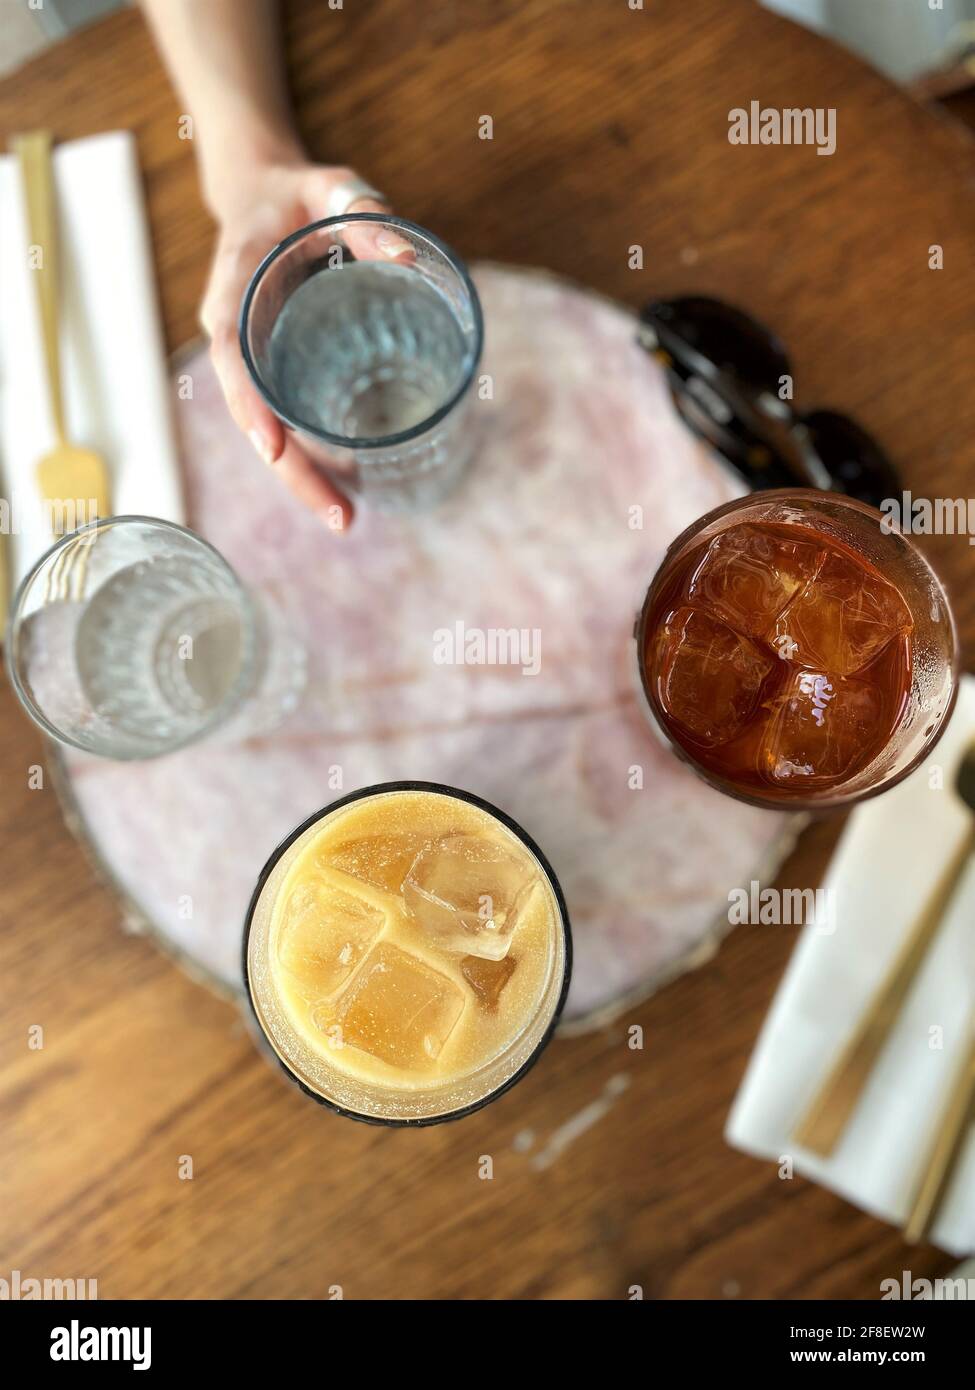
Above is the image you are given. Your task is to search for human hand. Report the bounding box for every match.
[200,160,411,531]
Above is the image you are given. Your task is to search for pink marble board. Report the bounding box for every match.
[59,265,798,1026]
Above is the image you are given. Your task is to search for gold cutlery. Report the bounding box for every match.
[904,1025,975,1244]
[0,460,9,642]
[793,742,975,1157]
[12,130,111,559]
[45,526,98,603]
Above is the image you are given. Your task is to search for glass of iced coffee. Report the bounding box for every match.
[635,491,958,810]
[244,783,571,1124]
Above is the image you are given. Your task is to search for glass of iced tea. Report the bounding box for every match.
[635,491,958,810]
[244,782,571,1125]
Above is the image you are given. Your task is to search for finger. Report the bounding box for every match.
[211,320,353,532]
[202,234,292,468]
[271,436,354,535]
[200,230,279,338]
[342,198,416,264]
[301,169,414,264]
[208,322,285,468]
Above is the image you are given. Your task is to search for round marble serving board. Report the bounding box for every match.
[56,264,800,1029]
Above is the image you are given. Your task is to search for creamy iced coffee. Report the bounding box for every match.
[245,785,569,1123]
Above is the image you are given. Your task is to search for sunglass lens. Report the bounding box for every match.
[643,297,791,394]
[800,410,899,508]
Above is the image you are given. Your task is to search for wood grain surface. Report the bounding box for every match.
[1,0,973,1299]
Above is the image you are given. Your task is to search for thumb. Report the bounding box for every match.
[300,169,414,263]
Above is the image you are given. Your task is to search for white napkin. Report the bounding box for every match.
[727,676,975,1257]
[0,131,183,586]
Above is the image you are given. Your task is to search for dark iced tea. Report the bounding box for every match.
[636,493,958,807]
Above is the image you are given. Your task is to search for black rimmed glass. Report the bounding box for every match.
[243,781,572,1126]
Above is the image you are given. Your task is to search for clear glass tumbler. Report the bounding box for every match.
[8,516,304,760]
[239,215,484,513]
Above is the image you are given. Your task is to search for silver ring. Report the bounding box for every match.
[326,177,386,218]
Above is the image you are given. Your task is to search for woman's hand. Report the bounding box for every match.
[139,2,413,529]
[200,160,409,531]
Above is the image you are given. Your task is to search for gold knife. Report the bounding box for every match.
[0,476,8,641]
[0,410,9,641]
[794,743,975,1157]
[904,1027,975,1244]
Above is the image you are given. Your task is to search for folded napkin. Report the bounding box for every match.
[727,676,975,1257]
[0,131,183,586]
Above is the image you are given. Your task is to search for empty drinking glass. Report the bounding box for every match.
[8,516,304,759]
[239,215,484,513]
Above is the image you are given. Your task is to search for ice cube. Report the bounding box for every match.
[276,878,385,999]
[403,835,536,961]
[461,954,517,1009]
[774,548,912,676]
[687,525,824,638]
[320,832,431,896]
[334,942,464,1069]
[762,669,884,785]
[655,607,773,746]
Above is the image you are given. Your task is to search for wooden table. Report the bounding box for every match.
[1,0,973,1300]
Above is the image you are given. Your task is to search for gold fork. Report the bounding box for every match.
[13,130,111,589]
[46,527,98,604]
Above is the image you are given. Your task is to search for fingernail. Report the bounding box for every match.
[248,428,275,466]
[377,231,413,260]
[320,504,349,533]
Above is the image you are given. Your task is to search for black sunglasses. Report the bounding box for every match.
[638,296,900,508]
